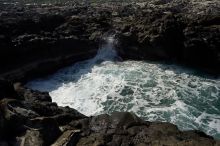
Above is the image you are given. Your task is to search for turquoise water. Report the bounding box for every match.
[27,37,220,139]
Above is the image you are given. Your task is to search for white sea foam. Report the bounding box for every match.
[27,36,220,139]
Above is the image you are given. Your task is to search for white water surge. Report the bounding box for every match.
[27,36,220,139]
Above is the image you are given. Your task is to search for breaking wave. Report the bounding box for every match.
[27,36,220,139]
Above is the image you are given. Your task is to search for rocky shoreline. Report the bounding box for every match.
[0,0,220,145]
[0,80,220,145]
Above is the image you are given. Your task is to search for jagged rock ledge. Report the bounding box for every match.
[0,0,220,145]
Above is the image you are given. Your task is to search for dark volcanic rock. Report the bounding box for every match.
[0,0,219,80]
[182,18,220,73]
[0,85,85,144]
[0,0,220,145]
[15,86,52,102]
[0,4,111,82]
[115,0,220,74]
[72,112,219,146]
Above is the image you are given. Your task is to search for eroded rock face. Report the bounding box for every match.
[115,0,220,74]
[0,4,112,82]
[0,0,219,82]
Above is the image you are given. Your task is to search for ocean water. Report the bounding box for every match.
[27,36,220,139]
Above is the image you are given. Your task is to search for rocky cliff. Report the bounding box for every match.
[115,0,220,74]
[0,0,220,145]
